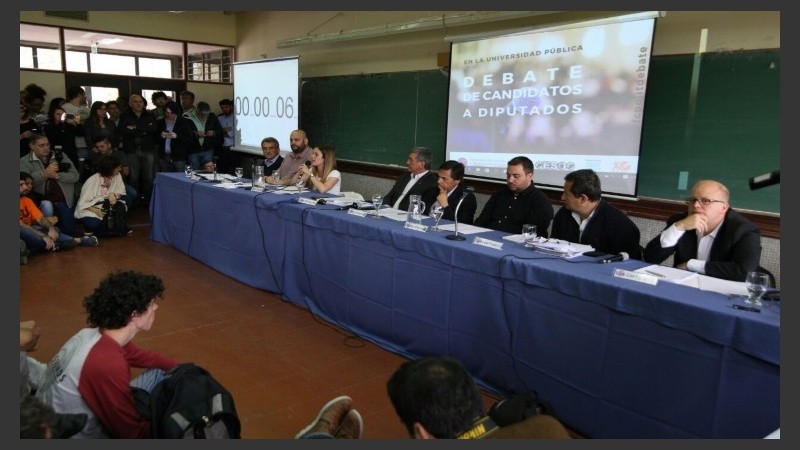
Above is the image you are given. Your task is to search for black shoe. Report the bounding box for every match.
[51,412,88,438]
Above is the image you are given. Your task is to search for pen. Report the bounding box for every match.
[644,270,665,278]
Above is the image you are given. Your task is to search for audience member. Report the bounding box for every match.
[20,171,57,226]
[43,104,81,173]
[83,137,136,207]
[84,101,118,152]
[387,356,571,439]
[189,101,223,170]
[149,91,168,120]
[20,133,81,236]
[260,137,284,176]
[157,101,199,172]
[382,147,439,214]
[74,154,128,235]
[61,86,90,163]
[22,83,48,124]
[106,100,122,129]
[643,179,761,281]
[387,356,484,439]
[20,102,39,158]
[474,156,553,236]
[269,129,313,182]
[33,270,179,438]
[20,320,90,440]
[435,160,476,224]
[551,169,641,258]
[296,145,341,194]
[20,171,99,253]
[179,90,198,122]
[217,98,237,172]
[118,94,158,206]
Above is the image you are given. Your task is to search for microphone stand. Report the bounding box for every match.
[446,186,474,241]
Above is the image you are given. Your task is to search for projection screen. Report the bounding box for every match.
[446,12,658,197]
[232,56,299,156]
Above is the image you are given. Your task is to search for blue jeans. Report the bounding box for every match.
[39,200,54,217]
[130,368,170,392]
[20,225,75,253]
[53,201,76,236]
[78,216,103,233]
[188,150,213,171]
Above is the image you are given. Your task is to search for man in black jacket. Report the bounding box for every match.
[474,156,553,236]
[551,169,641,258]
[643,179,761,281]
[383,147,439,214]
[118,94,158,205]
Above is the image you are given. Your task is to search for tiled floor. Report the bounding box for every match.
[19,206,502,439]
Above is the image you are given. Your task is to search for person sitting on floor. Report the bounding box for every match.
[20,171,99,254]
[387,356,572,439]
[32,270,180,438]
[74,154,128,236]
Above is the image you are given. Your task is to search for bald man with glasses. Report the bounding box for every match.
[643,179,761,281]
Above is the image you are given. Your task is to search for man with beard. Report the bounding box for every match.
[272,129,313,182]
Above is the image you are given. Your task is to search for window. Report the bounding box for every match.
[20,23,233,83]
[187,43,233,82]
[19,24,62,70]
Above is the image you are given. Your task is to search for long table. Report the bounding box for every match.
[150,172,780,438]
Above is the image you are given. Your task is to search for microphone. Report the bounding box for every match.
[305,160,312,168]
[748,170,780,190]
[597,252,629,263]
[446,186,475,242]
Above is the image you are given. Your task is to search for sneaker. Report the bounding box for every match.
[294,395,352,439]
[335,408,363,439]
[79,235,99,247]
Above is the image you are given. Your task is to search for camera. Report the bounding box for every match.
[50,149,72,172]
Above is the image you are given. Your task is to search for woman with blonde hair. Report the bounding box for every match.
[290,145,341,194]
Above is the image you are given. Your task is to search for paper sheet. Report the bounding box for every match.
[634,265,699,284]
[436,223,492,235]
[633,265,748,296]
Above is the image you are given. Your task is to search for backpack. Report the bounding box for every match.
[149,363,241,439]
[487,391,551,427]
[96,198,129,238]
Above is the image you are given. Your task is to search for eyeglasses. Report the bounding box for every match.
[685,197,726,206]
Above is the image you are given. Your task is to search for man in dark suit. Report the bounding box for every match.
[383,147,439,214]
[643,179,761,281]
[435,160,476,224]
[551,169,641,258]
[260,137,283,176]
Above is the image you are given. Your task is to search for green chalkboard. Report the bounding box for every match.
[638,50,780,213]
[301,70,448,167]
[301,50,780,213]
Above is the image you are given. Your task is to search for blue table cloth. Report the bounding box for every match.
[150,172,780,438]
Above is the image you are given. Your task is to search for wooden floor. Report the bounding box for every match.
[19,205,503,439]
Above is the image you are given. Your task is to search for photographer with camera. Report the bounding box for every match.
[20,133,80,237]
[43,105,81,172]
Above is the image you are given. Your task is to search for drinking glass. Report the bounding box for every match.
[371,194,383,218]
[184,165,193,178]
[430,204,444,231]
[745,271,770,307]
[522,224,538,247]
[271,171,280,185]
[234,167,243,180]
